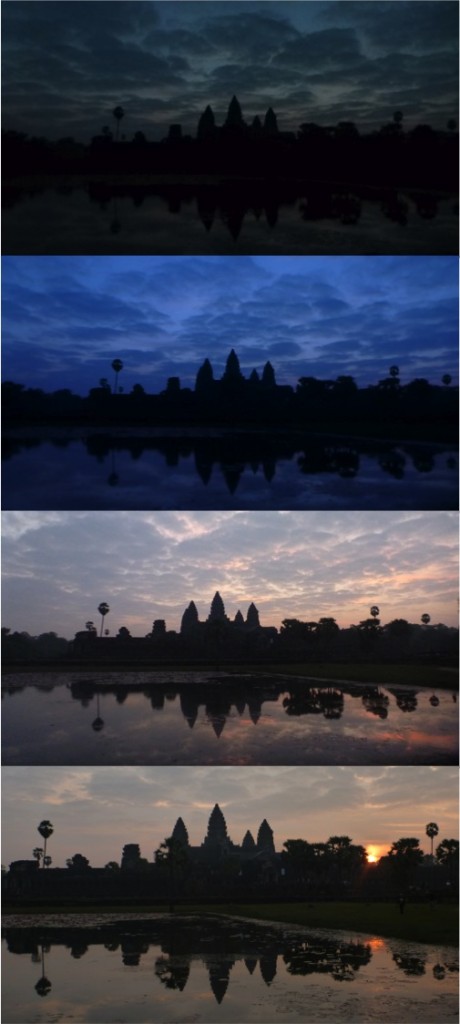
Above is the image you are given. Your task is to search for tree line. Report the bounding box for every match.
[2,352,457,442]
[2,606,458,666]
[3,97,458,191]
[4,817,458,906]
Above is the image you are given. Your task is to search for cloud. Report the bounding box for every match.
[2,1,457,139]
[2,765,458,867]
[2,511,457,638]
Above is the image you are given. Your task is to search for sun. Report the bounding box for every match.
[366,846,380,864]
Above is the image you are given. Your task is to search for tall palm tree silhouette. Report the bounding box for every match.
[425,822,439,858]
[98,602,110,636]
[112,106,125,140]
[37,821,54,866]
[111,358,123,394]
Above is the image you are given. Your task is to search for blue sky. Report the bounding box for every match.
[2,256,458,394]
[3,1,458,139]
[2,765,458,868]
[2,511,457,638]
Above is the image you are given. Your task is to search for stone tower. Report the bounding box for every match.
[181,601,199,633]
[172,817,189,847]
[241,830,256,852]
[208,592,226,621]
[202,804,233,856]
[256,819,275,854]
[246,602,260,629]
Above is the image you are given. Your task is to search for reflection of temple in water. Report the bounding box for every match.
[4,916,384,1005]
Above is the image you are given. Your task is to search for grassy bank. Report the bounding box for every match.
[210,902,459,945]
[3,901,458,945]
[263,663,458,688]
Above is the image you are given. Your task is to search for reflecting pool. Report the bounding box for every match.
[2,181,458,254]
[2,914,458,1023]
[2,432,457,510]
[2,672,458,765]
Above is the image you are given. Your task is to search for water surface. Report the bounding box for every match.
[3,433,457,510]
[2,914,458,1023]
[2,182,458,254]
[3,672,457,765]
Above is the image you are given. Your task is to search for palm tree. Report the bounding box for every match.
[37,821,54,865]
[98,602,110,636]
[370,606,380,619]
[442,374,452,386]
[112,105,125,140]
[33,847,44,865]
[389,366,399,378]
[43,855,52,868]
[426,822,439,858]
[111,358,123,394]
[421,613,431,626]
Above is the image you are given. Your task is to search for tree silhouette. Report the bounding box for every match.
[425,822,439,858]
[435,838,459,866]
[33,846,44,865]
[155,836,188,912]
[442,374,452,386]
[37,820,53,865]
[421,613,431,626]
[112,106,125,141]
[111,358,123,394]
[389,366,400,378]
[98,602,110,636]
[370,606,380,619]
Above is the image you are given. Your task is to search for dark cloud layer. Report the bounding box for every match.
[2,1,457,139]
[2,256,458,394]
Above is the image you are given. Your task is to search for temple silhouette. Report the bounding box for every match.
[170,803,276,869]
[73,590,277,659]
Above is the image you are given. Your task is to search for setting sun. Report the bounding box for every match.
[366,846,382,864]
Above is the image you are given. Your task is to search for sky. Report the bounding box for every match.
[2,765,458,868]
[2,1,458,140]
[2,256,458,394]
[2,510,457,638]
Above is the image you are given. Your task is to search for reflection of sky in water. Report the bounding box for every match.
[2,677,457,765]
[2,188,458,255]
[2,441,457,510]
[2,920,458,1023]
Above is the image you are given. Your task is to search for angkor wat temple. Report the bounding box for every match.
[171,803,275,863]
[73,590,277,660]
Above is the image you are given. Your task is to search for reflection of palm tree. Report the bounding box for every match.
[107,447,119,486]
[92,692,105,732]
[426,822,439,858]
[34,946,52,997]
[98,602,110,636]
